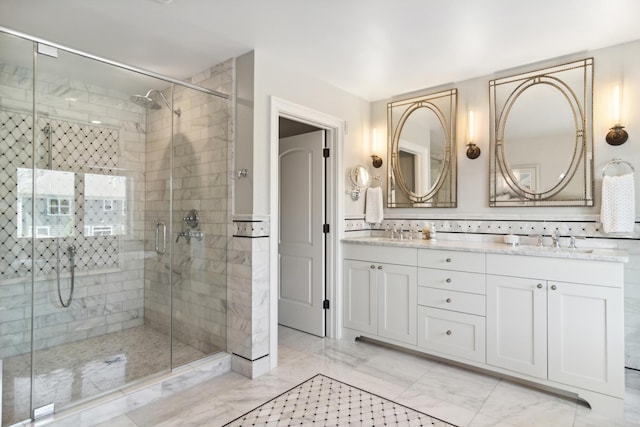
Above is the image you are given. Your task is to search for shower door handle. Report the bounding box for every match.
[155,221,167,255]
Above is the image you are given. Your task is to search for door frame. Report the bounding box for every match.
[269,97,345,369]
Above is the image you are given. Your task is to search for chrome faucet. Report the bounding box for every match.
[551,230,561,248]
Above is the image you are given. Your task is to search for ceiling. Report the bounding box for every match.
[1,0,640,101]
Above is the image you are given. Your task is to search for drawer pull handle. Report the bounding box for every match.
[551,285,557,290]
[446,330,452,336]
[446,278,452,283]
[445,258,452,263]
[445,298,452,303]
[370,265,376,269]
[537,283,543,289]
[377,265,383,270]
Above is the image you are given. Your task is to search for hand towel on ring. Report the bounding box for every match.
[365,187,384,224]
[601,173,635,233]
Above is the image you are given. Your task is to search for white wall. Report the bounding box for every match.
[362,39,640,221]
[237,50,371,216]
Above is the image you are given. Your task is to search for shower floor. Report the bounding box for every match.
[2,325,209,426]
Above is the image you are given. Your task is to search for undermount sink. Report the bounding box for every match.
[519,245,593,254]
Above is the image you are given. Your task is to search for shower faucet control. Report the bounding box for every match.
[176,230,204,244]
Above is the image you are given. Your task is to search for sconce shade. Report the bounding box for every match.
[466,143,481,159]
[606,125,628,146]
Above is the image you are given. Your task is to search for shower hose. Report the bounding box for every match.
[56,241,76,308]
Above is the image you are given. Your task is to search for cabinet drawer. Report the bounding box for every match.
[486,253,623,288]
[417,306,486,363]
[418,268,485,294]
[344,243,417,266]
[418,249,485,273]
[417,287,485,316]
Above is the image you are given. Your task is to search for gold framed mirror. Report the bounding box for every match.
[489,58,594,206]
[387,89,457,207]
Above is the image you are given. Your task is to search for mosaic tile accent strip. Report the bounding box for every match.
[233,220,270,238]
[345,217,640,240]
[223,374,457,427]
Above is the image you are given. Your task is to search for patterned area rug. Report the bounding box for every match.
[223,374,457,426]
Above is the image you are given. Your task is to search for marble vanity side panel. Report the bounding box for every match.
[227,234,254,359]
[251,236,270,359]
[226,218,271,373]
[621,239,640,370]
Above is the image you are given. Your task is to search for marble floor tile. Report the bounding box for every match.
[15,326,640,427]
[477,380,577,427]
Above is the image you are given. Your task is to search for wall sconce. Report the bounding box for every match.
[371,128,383,168]
[466,111,481,159]
[606,85,628,146]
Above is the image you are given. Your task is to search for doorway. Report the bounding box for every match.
[269,97,345,369]
[278,118,326,337]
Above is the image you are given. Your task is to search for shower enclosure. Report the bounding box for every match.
[0,28,230,426]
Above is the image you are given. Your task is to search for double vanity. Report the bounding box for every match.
[342,237,627,415]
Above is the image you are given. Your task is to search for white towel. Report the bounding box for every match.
[365,187,384,224]
[600,173,635,233]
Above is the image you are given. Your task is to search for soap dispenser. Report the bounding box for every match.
[430,222,437,241]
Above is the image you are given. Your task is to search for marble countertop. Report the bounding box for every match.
[342,237,629,262]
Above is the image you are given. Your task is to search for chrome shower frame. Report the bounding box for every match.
[0,26,229,101]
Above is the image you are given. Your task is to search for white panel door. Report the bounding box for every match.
[278,131,325,336]
[487,275,547,379]
[377,263,417,344]
[547,281,624,397]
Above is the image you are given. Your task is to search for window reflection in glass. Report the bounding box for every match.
[17,168,76,238]
[84,173,127,236]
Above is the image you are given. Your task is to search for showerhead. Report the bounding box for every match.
[130,91,162,110]
[130,89,181,116]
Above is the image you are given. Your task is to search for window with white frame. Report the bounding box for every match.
[47,198,72,216]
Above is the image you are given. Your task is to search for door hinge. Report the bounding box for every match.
[323,147,330,158]
[323,299,330,310]
[323,223,330,233]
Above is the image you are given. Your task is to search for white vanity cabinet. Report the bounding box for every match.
[343,244,417,345]
[486,253,625,400]
[341,239,627,415]
[416,249,486,363]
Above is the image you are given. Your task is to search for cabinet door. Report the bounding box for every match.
[343,260,377,334]
[378,263,417,344]
[547,281,624,397]
[487,275,547,379]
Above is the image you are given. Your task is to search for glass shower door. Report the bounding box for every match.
[26,45,173,418]
[0,31,35,427]
[169,85,228,368]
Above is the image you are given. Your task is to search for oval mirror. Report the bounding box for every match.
[489,58,593,207]
[388,89,457,208]
[502,83,577,195]
[349,164,370,188]
[396,106,445,197]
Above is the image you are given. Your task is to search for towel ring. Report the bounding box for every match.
[602,158,635,177]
